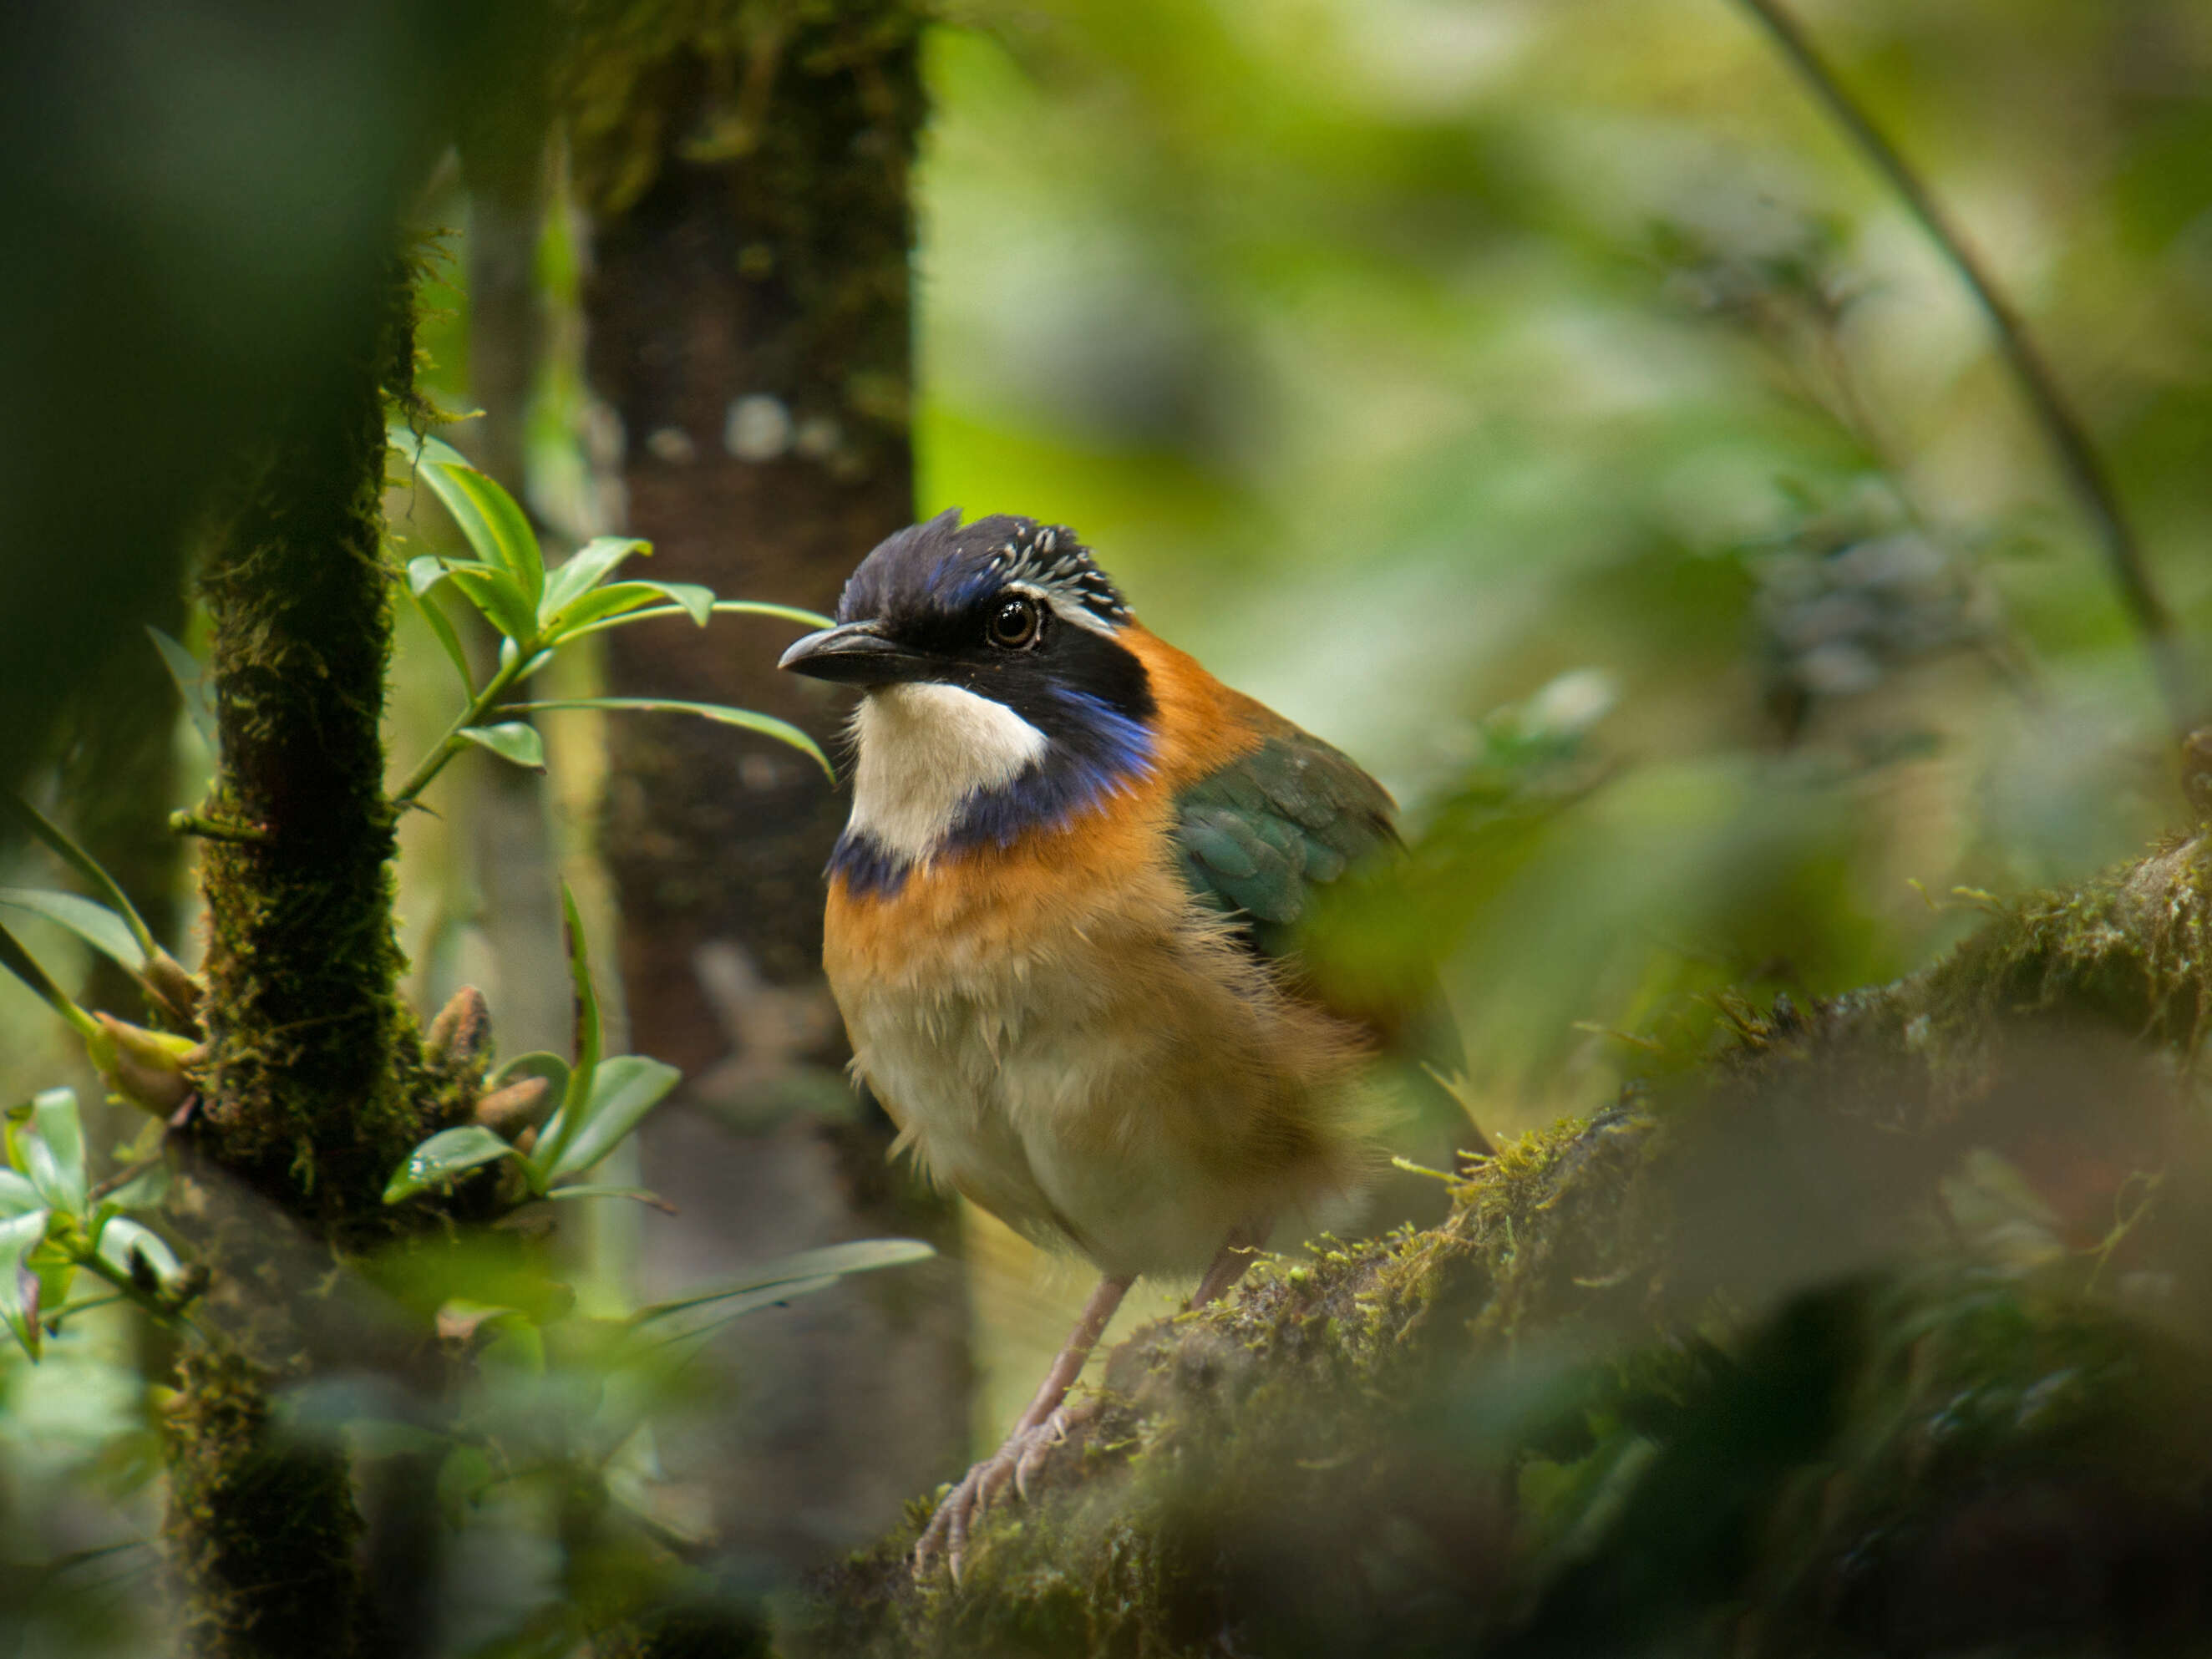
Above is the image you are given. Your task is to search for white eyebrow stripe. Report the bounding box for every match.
[1004,581,1121,637]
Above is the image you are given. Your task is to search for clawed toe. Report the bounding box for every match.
[913,1398,1106,1581]
[1014,1395,1101,1499]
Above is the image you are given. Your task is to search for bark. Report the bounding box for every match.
[801,830,2212,1657]
[193,261,435,1229]
[567,0,969,1577]
[166,252,444,1659]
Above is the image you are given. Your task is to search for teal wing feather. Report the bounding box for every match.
[1169,723,1487,1166]
[1169,724,1396,966]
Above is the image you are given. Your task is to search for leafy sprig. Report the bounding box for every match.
[385,429,832,806]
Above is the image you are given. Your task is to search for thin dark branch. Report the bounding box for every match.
[1737,0,2197,738]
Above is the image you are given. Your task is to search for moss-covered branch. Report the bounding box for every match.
[804,832,2212,1656]
[193,256,437,1230]
[165,250,445,1659]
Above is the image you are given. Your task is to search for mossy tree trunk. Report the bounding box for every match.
[564,0,971,1575]
[195,263,433,1229]
[167,254,441,1659]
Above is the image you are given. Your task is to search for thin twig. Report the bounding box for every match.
[167,810,271,845]
[1737,0,2196,738]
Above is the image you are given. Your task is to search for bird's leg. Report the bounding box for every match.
[1187,1213,1272,1310]
[915,1271,1133,1580]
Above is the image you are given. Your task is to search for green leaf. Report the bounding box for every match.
[0,1208,50,1359]
[541,1185,672,1209]
[496,638,559,685]
[0,888,147,973]
[561,598,837,642]
[390,429,544,610]
[7,799,160,961]
[439,466,545,611]
[546,580,716,639]
[539,536,651,620]
[510,699,832,780]
[94,1161,169,1218]
[94,1216,183,1291]
[406,553,454,597]
[382,1126,523,1205]
[459,723,545,772]
[631,1239,936,1333]
[0,1169,42,1216]
[403,581,475,698]
[548,1055,681,1180]
[490,1051,571,1101]
[530,886,602,1189]
[0,920,101,1042]
[147,627,219,756]
[441,565,540,645]
[25,1088,86,1217]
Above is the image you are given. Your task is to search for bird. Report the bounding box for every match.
[778,507,1484,1578]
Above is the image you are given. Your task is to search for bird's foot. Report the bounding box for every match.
[913,1394,1104,1582]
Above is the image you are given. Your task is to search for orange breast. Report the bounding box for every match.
[823,625,1269,983]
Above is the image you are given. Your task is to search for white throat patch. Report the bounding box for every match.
[847,682,1050,863]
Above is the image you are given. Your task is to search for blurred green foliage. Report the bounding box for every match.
[917,0,2210,1132]
[2,0,2209,1651]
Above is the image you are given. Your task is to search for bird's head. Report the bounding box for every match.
[779,509,1159,891]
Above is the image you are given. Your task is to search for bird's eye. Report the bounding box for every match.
[987,595,1042,649]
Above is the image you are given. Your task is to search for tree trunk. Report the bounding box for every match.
[168,252,438,1659]
[567,0,969,1575]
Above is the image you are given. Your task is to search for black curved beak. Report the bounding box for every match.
[777,621,931,687]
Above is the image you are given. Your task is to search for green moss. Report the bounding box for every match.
[798,835,2212,1656]
[193,253,439,1234]
[164,1348,366,1659]
[560,0,925,473]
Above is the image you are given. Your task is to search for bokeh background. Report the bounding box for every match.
[1,0,2208,1648]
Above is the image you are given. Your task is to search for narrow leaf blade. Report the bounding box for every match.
[0,1169,42,1216]
[549,1055,681,1180]
[28,1088,85,1216]
[405,554,452,597]
[459,723,546,772]
[510,699,832,780]
[0,889,147,973]
[644,1276,844,1342]
[147,627,220,756]
[441,566,540,645]
[437,464,545,610]
[490,1051,571,1100]
[541,1185,673,1210]
[7,799,160,961]
[0,919,100,1040]
[391,430,544,611]
[562,598,837,643]
[632,1239,936,1327]
[532,887,602,1185]
[404,582,475,698]
[0,1208,50,1358]
[383,1126,521,1204]
[540,536,650,621]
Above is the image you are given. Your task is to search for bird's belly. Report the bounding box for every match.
[834,921,1372,1280]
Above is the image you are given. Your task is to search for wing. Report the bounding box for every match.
[1169,721,1398,968]
[1169,719,1486,1166]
